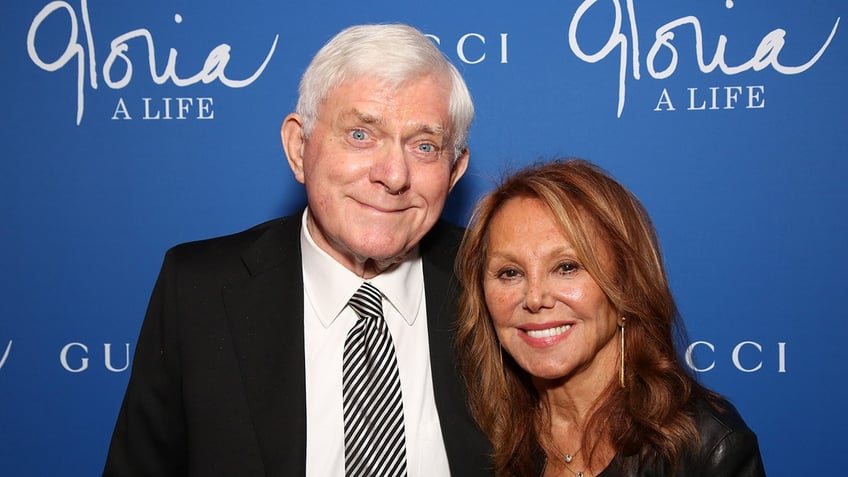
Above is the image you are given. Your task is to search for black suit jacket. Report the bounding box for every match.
[103,215,492,476]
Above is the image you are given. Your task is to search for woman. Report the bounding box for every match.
[456,159,766,476]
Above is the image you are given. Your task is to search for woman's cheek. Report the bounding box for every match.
[487,290,520,323]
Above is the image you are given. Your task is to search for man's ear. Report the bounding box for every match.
[281,113,306,184]
[448,148,470,191]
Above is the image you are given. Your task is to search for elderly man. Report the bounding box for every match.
[103,24,491,476]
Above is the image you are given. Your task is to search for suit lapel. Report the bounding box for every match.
[421,223,468,462]
[422,222,493,475]
[223,217,307,476]
[219,218,489,475]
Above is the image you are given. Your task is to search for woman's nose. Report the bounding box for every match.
[523,277,555,312]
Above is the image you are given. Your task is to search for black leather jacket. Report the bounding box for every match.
[598,396,766,477]
[535,396,766,477]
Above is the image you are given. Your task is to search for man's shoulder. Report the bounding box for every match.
[420,220,465,257]
[165,214,301,268]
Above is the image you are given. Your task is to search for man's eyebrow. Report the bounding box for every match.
[415,122,447,137]
[339,108,448,137]
[340,109,384,125]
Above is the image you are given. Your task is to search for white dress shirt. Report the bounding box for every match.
[300,210,451,476]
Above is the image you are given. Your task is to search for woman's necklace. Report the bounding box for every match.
[550,441,588,477]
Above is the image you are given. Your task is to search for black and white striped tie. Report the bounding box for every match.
[343,282,408,477]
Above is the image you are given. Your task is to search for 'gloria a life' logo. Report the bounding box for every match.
[26,0,278,125]
[0,341,12,370]
[568,0,841,117]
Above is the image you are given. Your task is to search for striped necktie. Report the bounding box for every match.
[342,282,408,477]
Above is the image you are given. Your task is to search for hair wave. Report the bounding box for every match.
[456,159,717,476]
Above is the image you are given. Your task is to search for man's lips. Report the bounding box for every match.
[354,198,413,214]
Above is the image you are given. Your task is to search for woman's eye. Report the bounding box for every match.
[557,261,579,274]
[350,129,368,141]
[496,268,520,280]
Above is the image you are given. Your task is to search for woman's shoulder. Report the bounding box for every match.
[692,394,754,437]
[684,394,767,476]
[599,394,766,477]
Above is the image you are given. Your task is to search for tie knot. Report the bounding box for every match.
[349,282,383,320]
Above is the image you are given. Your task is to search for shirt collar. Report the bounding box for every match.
[300,208,423,328]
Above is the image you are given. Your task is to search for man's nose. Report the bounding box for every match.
[371,142,411,195]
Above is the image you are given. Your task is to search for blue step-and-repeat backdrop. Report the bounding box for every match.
[2,1,846,475]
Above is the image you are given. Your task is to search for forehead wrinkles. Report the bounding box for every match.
[487,202,562,256]
[488,228,577,263]
[339,107,448,139]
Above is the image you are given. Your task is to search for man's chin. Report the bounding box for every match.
[356,245,411,265]
[350,242,417,274]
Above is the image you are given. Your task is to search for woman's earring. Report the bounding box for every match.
[619,317,626,388]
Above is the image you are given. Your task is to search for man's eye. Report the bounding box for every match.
[350,129,368,141]
[418,143,435,153]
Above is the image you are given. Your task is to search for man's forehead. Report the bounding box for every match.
[336,107,450,135]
